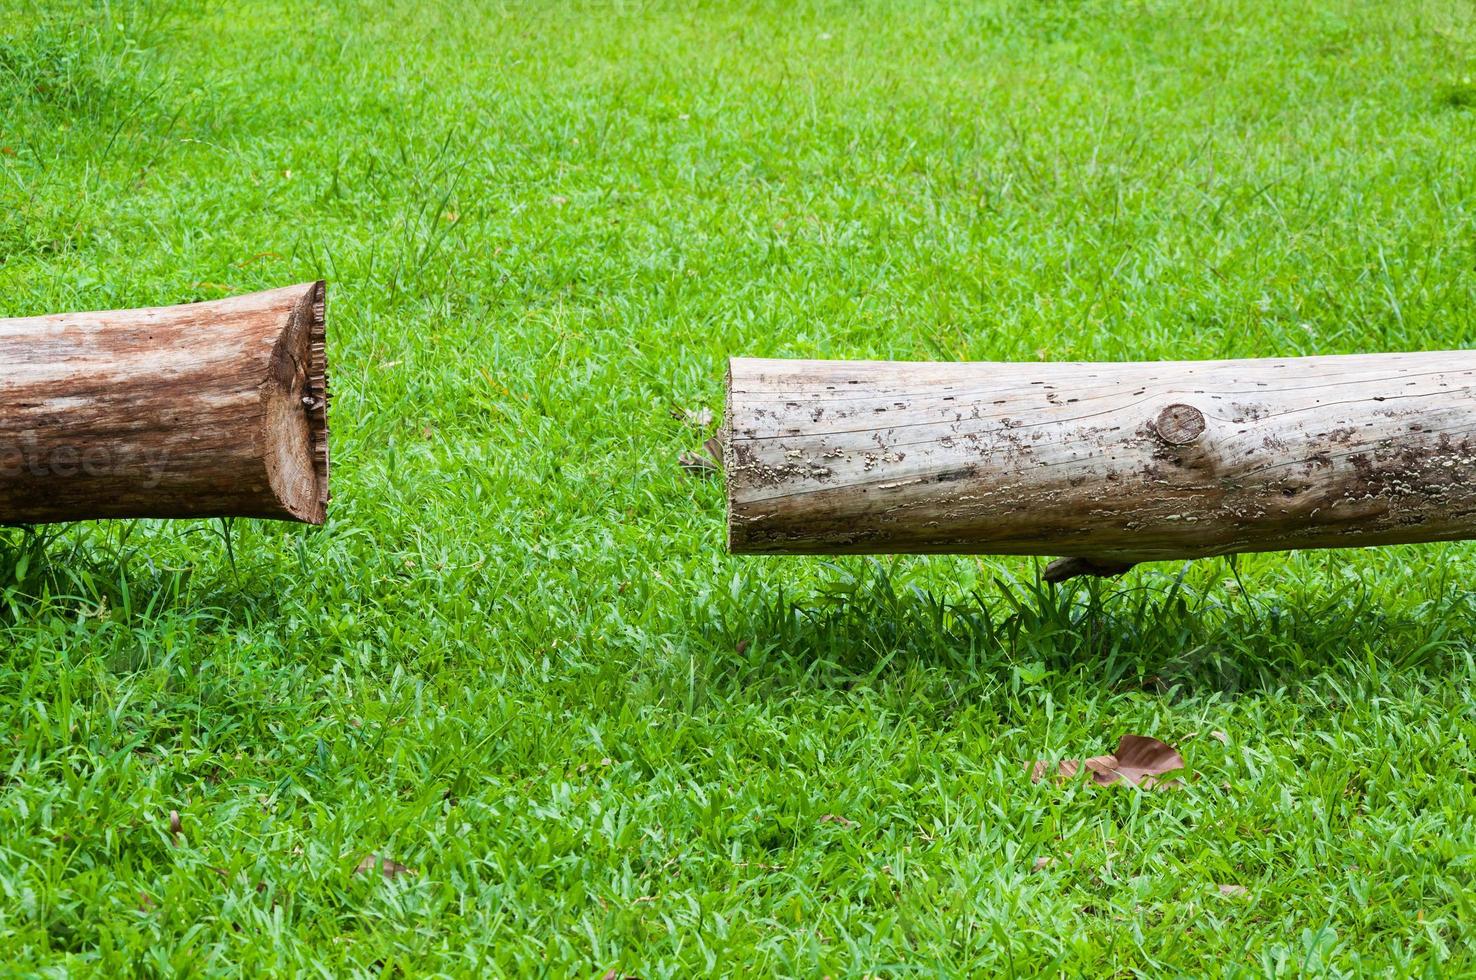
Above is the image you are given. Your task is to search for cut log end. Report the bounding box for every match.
[264,281,331,525]
[723,358,738,553]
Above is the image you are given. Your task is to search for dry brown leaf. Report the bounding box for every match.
[703,436,724,467]
[600,972,640,980]
[168,810,182,845]
[355,854,416,880]
[678,450,719,477]
[1029,734,1185,789]
[818,814,856,828]
[1217,883,1249,898]
[1210,730,1229,745]
[1032,856,1054,871]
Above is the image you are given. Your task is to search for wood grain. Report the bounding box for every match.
[0,282,329,524]
[725,354,1476,567]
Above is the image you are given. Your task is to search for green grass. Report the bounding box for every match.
[3,0,1476,973]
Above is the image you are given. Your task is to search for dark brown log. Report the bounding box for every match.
[1,282,329,524]
[725,355,1476,573]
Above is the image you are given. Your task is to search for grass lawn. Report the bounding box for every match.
[4,0,1476,973]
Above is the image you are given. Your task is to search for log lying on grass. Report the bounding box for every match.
[0,282,329,524]
[724,354,1476,579]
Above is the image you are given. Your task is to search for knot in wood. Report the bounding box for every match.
[1154,403,1205,445]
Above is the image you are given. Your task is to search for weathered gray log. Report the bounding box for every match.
[725,355,1476,576]
[1,282,329,524]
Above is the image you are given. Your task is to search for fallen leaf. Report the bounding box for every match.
[168,810,182,845]
[600,972,640,980]
[1217,883,1249,898]
[1210,730,1229,745]
[138,891,157,913]
[703,436,724,467]
[354,854,415,880]
[818,814,856,828]
[1029,734,1185,789]
[735,639,750,655]
[678,450,719,477]
[1032,856,1054,871]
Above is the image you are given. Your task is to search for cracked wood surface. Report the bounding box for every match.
[725,354,1476,564]
[0,282,329,524]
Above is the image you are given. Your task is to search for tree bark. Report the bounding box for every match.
[1,282,329,524]
[725,355,1476,572]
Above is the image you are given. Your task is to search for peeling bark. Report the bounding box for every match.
[0,282,329,524]
[724,355,1476,571]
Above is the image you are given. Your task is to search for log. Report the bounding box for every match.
[724,354,1476,576]
[1,282,329,524]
